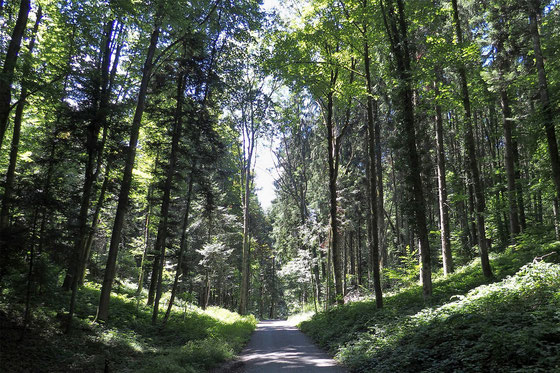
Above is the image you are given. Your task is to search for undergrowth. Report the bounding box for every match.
[300,234,560,372]
[0,279,256,372]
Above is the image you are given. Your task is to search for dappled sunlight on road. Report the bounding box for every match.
[240,320,346,372]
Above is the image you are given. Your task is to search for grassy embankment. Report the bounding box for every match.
[299,232,560,372]
[1,280,256,372]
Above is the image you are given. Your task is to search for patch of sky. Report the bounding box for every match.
[545,0,559,14]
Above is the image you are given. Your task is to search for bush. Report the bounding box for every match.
[0,274,257,373]
[300,240,560,372]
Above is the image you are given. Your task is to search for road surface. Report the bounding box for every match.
[239,320,346,372]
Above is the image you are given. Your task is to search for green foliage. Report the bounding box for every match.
[0,277,256,372]
[300,237,560,372]
[383,247,420,289]
[287,310,316,325]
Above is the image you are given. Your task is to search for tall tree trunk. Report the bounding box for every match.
[553,198,560,240]
[349,231,355,285]
[96,12,161,322]
[138,154,158,297]
[204,270,211,309]
[326,72,344,304]
[66,19,115,332]
[79,164,110,285]
[0,0,30,148]
[66,19,115,288]
[492,10,521,240]
[434,76,453,275]
[527,0,560,201]
[19,209,39,341]
[450,0,492,278]
[297,176,321,304]
[343,234,348,293]
[390,150,402,251]
[270,256,276,318]
[467,172,477,251]
[37,139,57,253]
[374,97,386,268]
[381,0,432,297]
[146,233,159,305]
[163,173,194,326]
[499,86,520,239]
[239,123,255,315]
[152,65,187,325]
[0,6,41,228]
[363,20,383,307]
[137,192,152,296]
[513,144,526,231]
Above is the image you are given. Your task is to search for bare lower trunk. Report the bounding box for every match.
[363,24,383,307]
[20,210,39,341]
[240,152,252,315]
[79,165,110,285]
[553,198,560,240]
[513,144,526,231]
[451,0,492,278]
[163,174,194,326]
[434,77,453,275]
[374,100,386,268]
[137,166,156,296]
[381,0,432,297]
[500,87,520,239]
[326,86,343,304]
[67,20,115,331]
[151,65,187,325]
[96,13,161,322]
[146,250,159,306]
[494,24,521,240]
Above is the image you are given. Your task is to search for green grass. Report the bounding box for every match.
[299,234,560,372]
[0,279,256,372]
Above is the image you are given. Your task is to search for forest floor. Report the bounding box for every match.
[299,231,560,372]
[0,281,256,372]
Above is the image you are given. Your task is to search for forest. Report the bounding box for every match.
[0,0,559,371]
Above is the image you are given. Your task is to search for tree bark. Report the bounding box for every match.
[326,73,344,304]
[66,19,115,331]
[499,86,520,238]
[0,6,41,228]
[374,97,386,268]
[553,198,560,240]
[363,20,383,307]
[96,11,161,322]
[239,97,256,315]
[450,0,492,278]
[162,173,194,326]
[492,6,521,240]
[513,143,526,231]
[67,19,115,287]
[527,0,560,201]
[380,0,432,297]
[152,62,187,325]
[79,164,110,285]
[434,76,453,275]
[0,0,30,148]
[139,154,158,297]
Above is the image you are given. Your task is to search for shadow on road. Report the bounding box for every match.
[239,320,346,372]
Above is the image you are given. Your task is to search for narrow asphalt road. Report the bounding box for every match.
[239,320,347,372]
